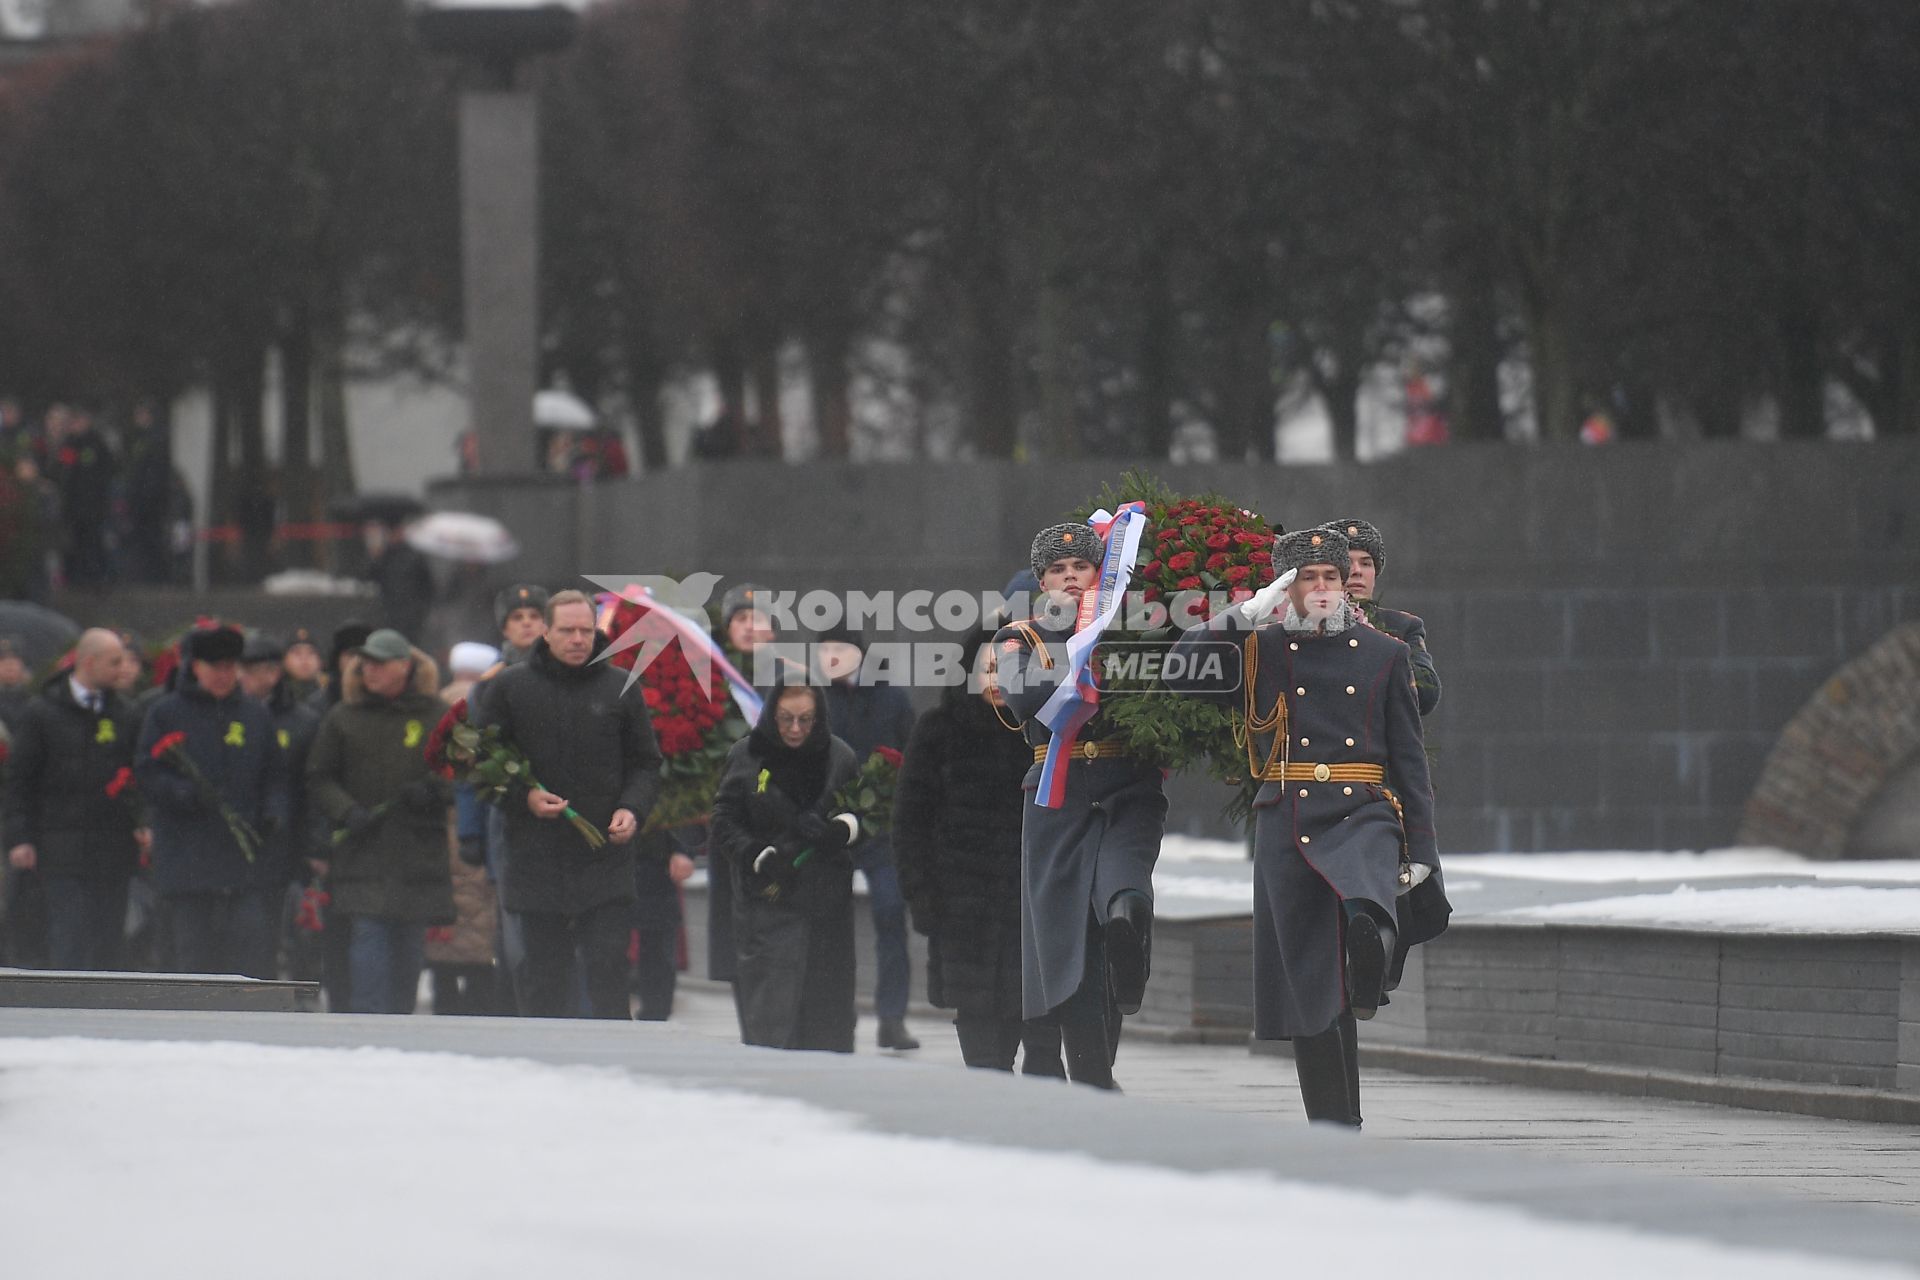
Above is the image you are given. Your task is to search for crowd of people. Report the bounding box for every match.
[0,398,190,598]
[0,509,1448,1125]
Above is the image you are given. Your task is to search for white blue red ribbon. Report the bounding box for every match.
[1032,502,1146,808]
[598,586,765,723]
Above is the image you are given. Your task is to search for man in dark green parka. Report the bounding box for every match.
[307,629,454,1014]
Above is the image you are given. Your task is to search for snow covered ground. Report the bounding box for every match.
[1153,840,1920,930]
[1497,885,1920,935]
[0,1037,1907,1280]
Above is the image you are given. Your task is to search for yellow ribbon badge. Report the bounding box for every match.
[95,719,117,745]
[224,721,246,747]
[403,719,424,749]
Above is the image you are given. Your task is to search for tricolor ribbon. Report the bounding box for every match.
[1032,501,1147,808]
[598,586,765,723]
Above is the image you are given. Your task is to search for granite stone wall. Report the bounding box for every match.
[425,441,1920,852]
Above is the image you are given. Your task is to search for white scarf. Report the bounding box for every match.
[1280,597,1360,636]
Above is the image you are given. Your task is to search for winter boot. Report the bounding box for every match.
[1337,1009,1363,1128]
[1344,908,1394,1021]
[878,1018,921,1051]
[1104,889,1153,1016]
[1292,1022,1359,1127]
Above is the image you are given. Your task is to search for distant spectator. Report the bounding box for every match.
[362,521,434,643]
[52,406,116,587]
[121,402,174,584]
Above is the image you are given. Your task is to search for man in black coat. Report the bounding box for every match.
[135,624,290,979]
[3,629,147,970]
[477,590,663,1018]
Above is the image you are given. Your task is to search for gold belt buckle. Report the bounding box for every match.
[1312,763,1331,782]
[1081,740,1099,761]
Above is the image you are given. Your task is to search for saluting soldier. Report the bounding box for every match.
[1319,518,1439,715]
[992,522,1165,1090]
[1171,526,1442,1127]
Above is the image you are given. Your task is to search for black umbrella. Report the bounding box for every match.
[327,492,427,526]
[0,600,81,669]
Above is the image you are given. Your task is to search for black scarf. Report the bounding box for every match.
[748,685,831,807]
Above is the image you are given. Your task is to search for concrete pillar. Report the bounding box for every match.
[459,89,539,475]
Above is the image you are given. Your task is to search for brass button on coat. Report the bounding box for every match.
[1296,686,1306,696]
[1345,737,1356,747]
[1343,786,1353,796]
[1346,685,1356,694]
[1299,737,1309,746]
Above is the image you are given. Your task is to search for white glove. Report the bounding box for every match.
[1397,861,1433,894]
[1238,568,1296,623]
[833,813,862,845]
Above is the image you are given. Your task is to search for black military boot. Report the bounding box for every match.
[1337,1010,1363,1128]
[1292,1023,1359,1127]
[877,1018,921,1051]
[1104,889,1153,1015]
[1344,909,1394,1021]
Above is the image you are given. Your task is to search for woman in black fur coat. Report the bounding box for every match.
[893,627,1063,1073]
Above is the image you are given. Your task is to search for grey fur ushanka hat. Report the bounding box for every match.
[1321,518,1384,571]
[1274,526,1350,578]
[1030,522,1099,578]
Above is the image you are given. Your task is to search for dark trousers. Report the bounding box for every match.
[44,874,129,971]
[515,901,632,1019]
[431,964,498,1015]
[633,895,680,1021]
[954,1010,1068,1076]
[3,868,48,967]
[347,917,426,1015]
[854,842,909,1021]
[166,888,276,979]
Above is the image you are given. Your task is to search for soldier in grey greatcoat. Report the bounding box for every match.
[1320,518,1440,716]
[1172,526,1442,1127]
[992,522,1166,1090]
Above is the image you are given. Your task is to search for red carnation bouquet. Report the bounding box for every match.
[1068,470,1284,800]
[831,746,903,839]
[149,730,260,862]
[597,593,750,833]
[424,699,606,848]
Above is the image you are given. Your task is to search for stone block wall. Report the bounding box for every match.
[429,441,1920,851]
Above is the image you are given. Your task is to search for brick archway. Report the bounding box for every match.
[1740,623,1920,859]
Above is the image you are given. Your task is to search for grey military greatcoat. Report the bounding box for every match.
[993,617,1167,1019]
[1174,610,1438,1039]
